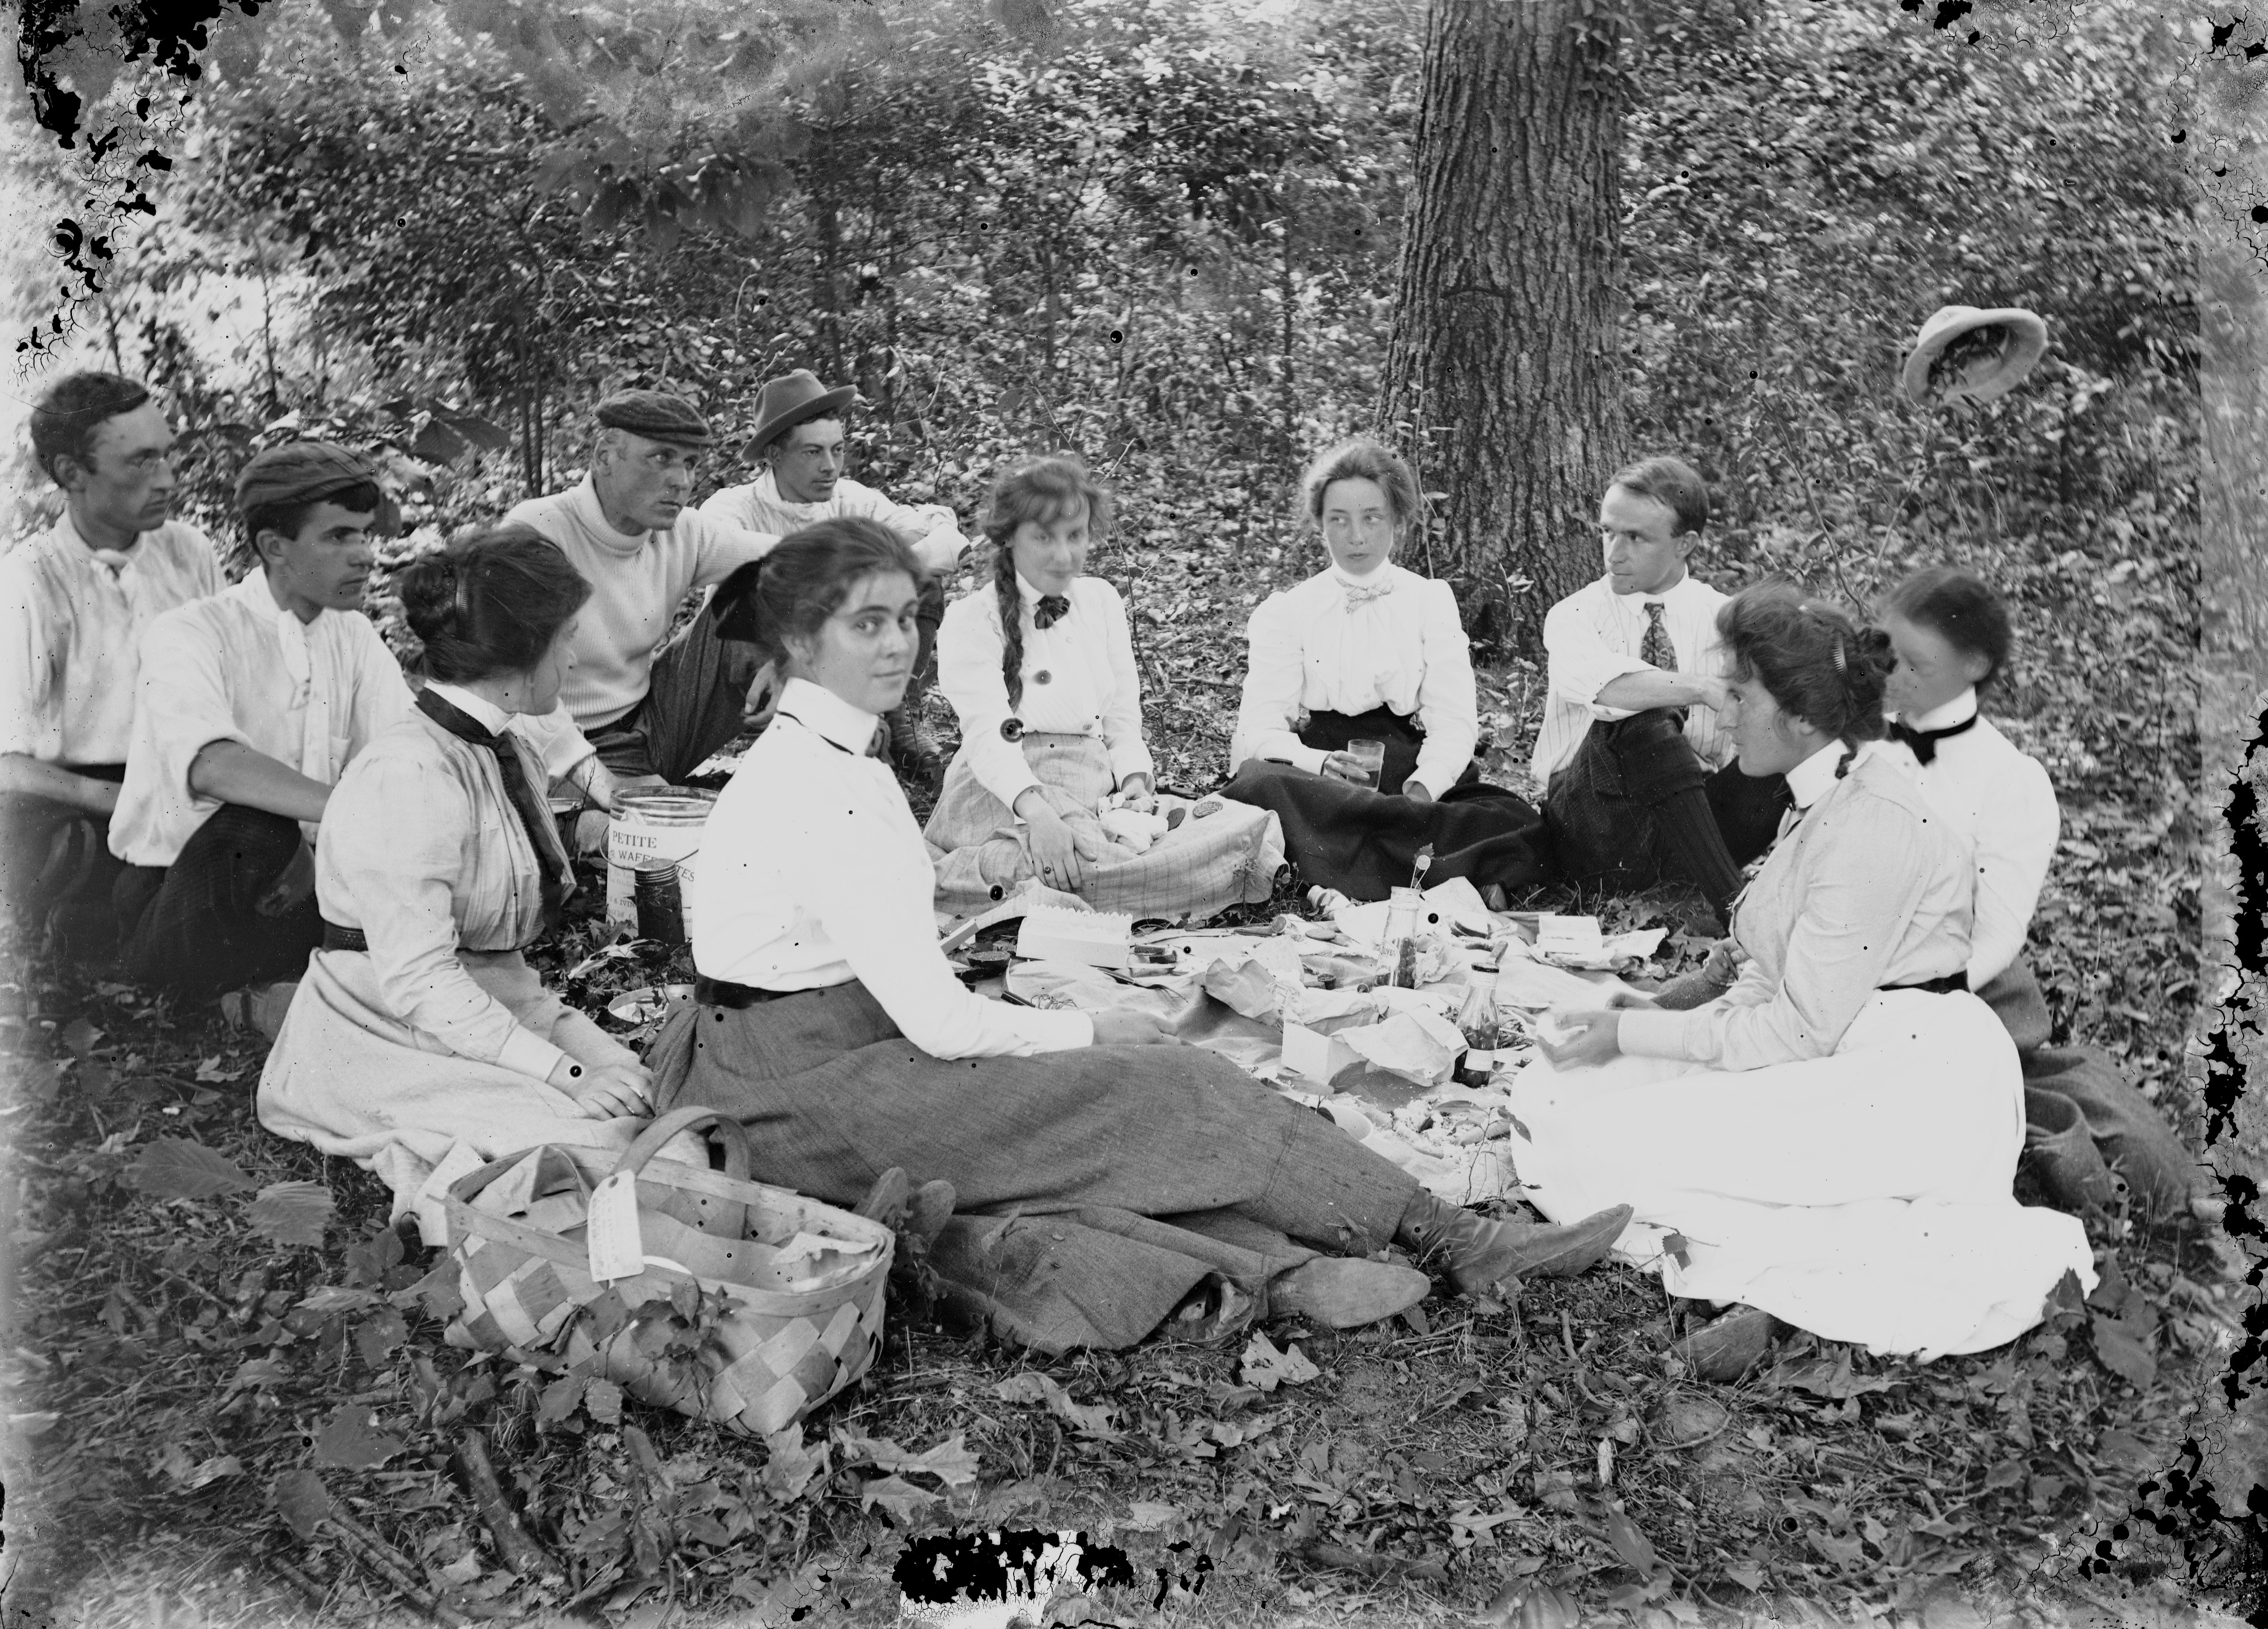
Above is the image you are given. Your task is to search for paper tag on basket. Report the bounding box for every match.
[586,1171,645,1283]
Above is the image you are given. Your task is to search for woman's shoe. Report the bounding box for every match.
[1670,1305,1788,1383]
[1395,1194,1633,1295]
[1267,1257,1431,1330]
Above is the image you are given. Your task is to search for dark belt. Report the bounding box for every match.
[1880,971,1968,996]
[693,974,798,1009]
[322,920,368,952]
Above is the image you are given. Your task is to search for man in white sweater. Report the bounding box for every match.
[505,392,780,784]
[700,370,968,783]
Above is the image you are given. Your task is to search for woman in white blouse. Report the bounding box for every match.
[652,517,1632,1354]
[259,528,653,1233]
[924,455,1283,919]
[1881,565,2195,1220]
[1508,584,2091,1374]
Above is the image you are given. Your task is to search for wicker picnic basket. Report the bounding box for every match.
[441,1107,893,1436]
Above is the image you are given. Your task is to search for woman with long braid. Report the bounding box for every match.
[923,455,1284,918]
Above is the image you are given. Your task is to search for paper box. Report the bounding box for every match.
[1016,906,1133,971]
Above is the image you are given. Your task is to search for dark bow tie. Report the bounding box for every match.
[1889,714,1979,765]
[1033,594,1071,630]
[415,688,575,924]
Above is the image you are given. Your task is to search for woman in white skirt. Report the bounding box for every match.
[1508,583,2092,1374]
[923,455,1283,920]
[652,518,1632,1354]
[258,527,654,1234]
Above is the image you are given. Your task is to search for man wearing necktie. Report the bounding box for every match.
[1531,457,1791,926]
[109,443,606,1023]
[0,373,222,955]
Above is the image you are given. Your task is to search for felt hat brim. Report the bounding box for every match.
[742,383,857,463]
[1901,305,2049,406]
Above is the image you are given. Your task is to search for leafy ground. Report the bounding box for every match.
[1,533,2252,1629]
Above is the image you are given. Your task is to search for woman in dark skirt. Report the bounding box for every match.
[1220,439,1550,900]
[650,517,1629,1354]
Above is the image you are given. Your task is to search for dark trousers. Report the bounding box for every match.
[0,767,129,943]
[586,598,768,784]
[1544,709,1788,900]
[1296,706,1480,798]
[116,805,322,999]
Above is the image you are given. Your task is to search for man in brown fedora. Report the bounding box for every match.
[505,389,782,786]
[701,369,967,784]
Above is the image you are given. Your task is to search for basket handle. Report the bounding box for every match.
[614,1105,752,1183]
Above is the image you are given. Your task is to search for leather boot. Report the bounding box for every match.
[1396,1193,1633,1296]
[1268,1257,1431,1330]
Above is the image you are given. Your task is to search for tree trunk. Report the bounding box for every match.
[1379,0,1627,657]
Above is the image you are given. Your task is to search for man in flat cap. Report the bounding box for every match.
[1,372,222,955]
[505,389,782,786]
[700,369,969,782]
[108,442,603,1024]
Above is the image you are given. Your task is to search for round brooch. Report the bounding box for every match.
[1000,718,1026,742]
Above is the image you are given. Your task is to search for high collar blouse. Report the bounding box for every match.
[1616,742,1975,1070]
[310,701,578,1083]
[1891,687,2061,988]
[1229,563,1479,797]
[692,677,1093,1058]
[935,574,1154,811]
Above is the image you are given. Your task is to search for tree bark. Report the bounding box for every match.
[1380,0,1627,657]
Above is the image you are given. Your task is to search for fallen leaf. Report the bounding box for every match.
[1122,1501,1180,1530]
[437,1551,484,1587]
[60,1017,103,1056]
[248,1180,335,1247]
[296,1286,385,1315]
[585,1378,624,1425]
[1240,1332,1320,1393]
[1607,1509,1659,1575]
[273,1468,332,1539]
[858,1473,942,1525]
[762,1428,829,1500]
[195,1056,245,1083]
[352,1306,409,1367]
[537,1373,588,1426]
[313,1405,405,1470]
[1723,1563,1765,1592]
[2089,1312,2158,1389]
[123,1138,256,1200]
[993,1372,1121,1438]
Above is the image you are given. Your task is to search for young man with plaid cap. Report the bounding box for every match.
[505,390,784,785]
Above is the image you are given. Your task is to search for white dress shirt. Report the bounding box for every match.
[1532,571,1732,781]
[110,574,414,866]
[312,690,574,1082]
[1891,688,2060,989]
[505,477,778,729]
[935,575,1154,810]
[693,677,1094,1057]
[698,470,967,575]
[1229,563,1478,796]
[0,512,222,765]
[1616,741,1974,1070]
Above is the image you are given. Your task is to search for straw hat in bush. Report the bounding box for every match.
[1900,305,2049,406]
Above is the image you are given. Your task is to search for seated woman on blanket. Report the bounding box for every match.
[1220,439,1550,901]
[259,527,655,1236]
[648,516,1631,1354]
[924,454,1283,920]
[1505,583,2091,1379]
[1879,565,2196,1220]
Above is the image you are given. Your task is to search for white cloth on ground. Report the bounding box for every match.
[697,468,966,575]
[0,512,222,765]
[504,477,778,730]
[1889,687,2060,989]
[1532,570,1733,781]
[692,676,1095,1057]
[1230,562,1478,797]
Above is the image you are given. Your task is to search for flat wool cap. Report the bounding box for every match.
[234,440,382,517]
[595,389,713,448]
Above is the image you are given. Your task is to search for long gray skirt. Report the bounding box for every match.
[646,980,1419,1353]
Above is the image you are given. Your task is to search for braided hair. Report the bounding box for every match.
[1715,581,1895,776]
[977,455,1113,709]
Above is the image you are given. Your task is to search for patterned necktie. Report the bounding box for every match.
[1033,595,1070,630]
[1342,577,1394,608]
[1640,601,1676,671]
[1888,714,1979,765]
[415,688,574,927]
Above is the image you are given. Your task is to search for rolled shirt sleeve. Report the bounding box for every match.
[514,701,601,783]
[1231,593,1330,776]
[1098,586,1155,789]
[1542,593,1650,723]
[935,593,1045,811]
[1410,579,1479,794]
[324,750,570,1081]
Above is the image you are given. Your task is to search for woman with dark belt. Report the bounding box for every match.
[258,527,653,1231]
[1507,584,2092,1374]
[1220,438,1548,900]
[649,517,1630,1354]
